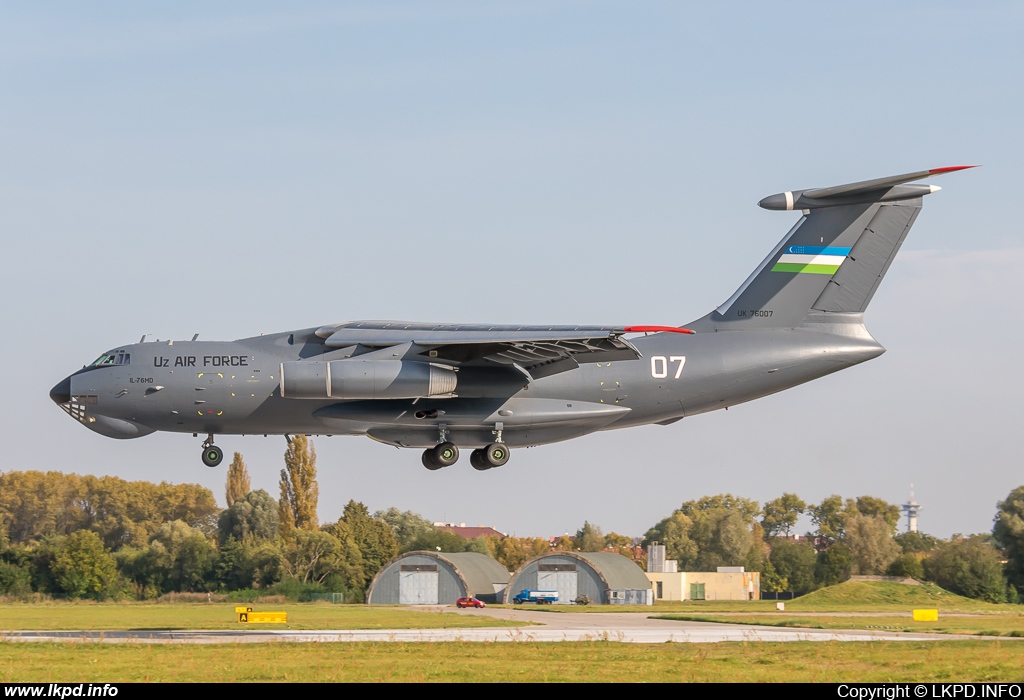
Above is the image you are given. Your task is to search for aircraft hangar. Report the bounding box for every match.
[365,551,510,605]
[505,552,654,605]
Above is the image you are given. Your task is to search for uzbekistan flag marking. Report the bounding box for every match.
[771,245,851,275]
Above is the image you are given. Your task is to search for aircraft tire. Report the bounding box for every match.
[484,443,509,468]
[470,449,489,471]
[421,450,444,471]
[432,442,459,467]
[201,445,224,468]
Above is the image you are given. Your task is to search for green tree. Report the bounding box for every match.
[993,485,1024,597]
[809,495,848,540]
[550,535,575,551]
[373,508,435,553]
[218,489,280,544]
[887,552,925,580]
[769,539,818,593]
[279,436,319,536]
[744,523,781,591]
[843,514,900,575]
[282,530,363,587]
[215,537,283,591]
[815,542,853,587]
[923,536,1007,603]
[52,530,119,600]
[324,501,398,582]
[851,496,901,535]
[407,529,471,553]
[148,520,216,592]
[683,495,759,570]
[225,452,251,508]
[492,537,549,571]
[80,475,219,548]
[0,471,88,544]
[604,532,634,550]
[464,536,494,557]
[642,511,697,568]
[895,531,941,554]
[761,493,806,539]
[115,545,163,599]
[573,522,605,552]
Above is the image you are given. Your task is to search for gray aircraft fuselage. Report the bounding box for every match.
[50,166,970,468]
[50,316,882,449]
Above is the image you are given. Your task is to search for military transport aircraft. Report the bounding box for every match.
[50,167,972,471]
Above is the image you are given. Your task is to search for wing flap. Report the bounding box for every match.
[313,321,693,377]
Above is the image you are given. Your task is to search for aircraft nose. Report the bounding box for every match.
[50,376,72,404]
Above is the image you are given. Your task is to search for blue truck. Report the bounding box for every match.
[512,589,559,604]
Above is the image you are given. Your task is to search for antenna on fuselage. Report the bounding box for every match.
[139,334,148,343]
[192,333,199,341]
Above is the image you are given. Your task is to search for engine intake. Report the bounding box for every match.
[280,360,457,400]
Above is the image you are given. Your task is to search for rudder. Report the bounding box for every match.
[688,166,972,330]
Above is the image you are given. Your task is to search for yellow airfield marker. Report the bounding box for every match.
[912,609,939,621]
[236,606,288,624]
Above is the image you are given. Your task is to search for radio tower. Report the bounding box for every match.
[901,484,923,533]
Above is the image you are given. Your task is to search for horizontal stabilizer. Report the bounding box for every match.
[759,166,976,211]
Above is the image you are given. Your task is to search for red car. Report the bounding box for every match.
[456,597,486,608]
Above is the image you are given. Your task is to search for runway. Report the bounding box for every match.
[0,608,1002,644]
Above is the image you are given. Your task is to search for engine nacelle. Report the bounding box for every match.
[280,360,457,400]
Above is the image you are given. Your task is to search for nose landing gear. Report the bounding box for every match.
[200,434,223,467]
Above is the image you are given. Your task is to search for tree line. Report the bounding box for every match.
[642,492,1024,603]
[2,439,1023,603]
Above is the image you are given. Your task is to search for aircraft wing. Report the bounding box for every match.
[314,322,693,379]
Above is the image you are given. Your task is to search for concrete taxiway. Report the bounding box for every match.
[0,607,1005,644]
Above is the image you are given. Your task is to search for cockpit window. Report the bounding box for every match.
[89,353,130,367]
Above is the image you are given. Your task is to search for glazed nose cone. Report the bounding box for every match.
[50,376,72,404]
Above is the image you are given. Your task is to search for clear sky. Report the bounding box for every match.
[2,1,1021,540]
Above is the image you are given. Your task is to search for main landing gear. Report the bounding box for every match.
[422,442,459,470]
[420,442,510,471]
[420,422,511,471]
[200,434,223,468]
[472,421,510,471]
[417,421,509,470]
[470,443,509,471]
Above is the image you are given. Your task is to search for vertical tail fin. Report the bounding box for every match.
[689,167,974,330]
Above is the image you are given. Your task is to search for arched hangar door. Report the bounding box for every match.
[399,563,439,604]
[537,563,576,604]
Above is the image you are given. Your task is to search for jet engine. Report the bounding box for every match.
[280,360,457,400]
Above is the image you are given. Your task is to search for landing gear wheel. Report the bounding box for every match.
[470,449,489,471]
[421,449,444,471]
[432,442,460,467]
[201,445,223,467]
[484,443,509,468]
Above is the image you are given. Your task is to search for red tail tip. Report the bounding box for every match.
[929,165,979,174]
[622,326,696,335]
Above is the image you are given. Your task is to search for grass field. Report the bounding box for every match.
[0,603,525,631]
[2,641,1022,682]
[646,581,1024,637]
[653,614,1024,637]
[529,580,1021,614]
